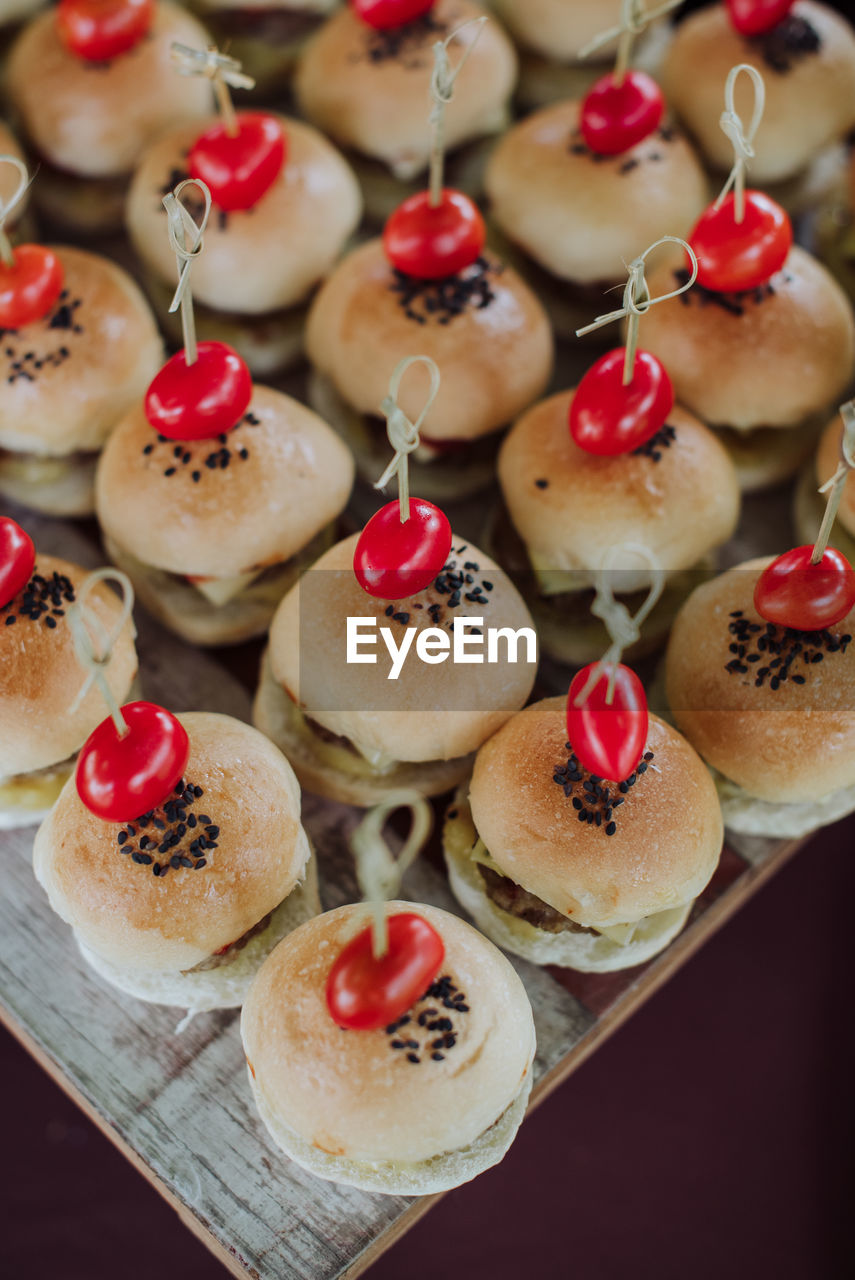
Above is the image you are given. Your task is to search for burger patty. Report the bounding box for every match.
[477,864,597,936]
[187,910,274,973]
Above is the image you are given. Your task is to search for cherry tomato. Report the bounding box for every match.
[56,0,153,62]
[188,113,286,214]
[0,517,36,610]
[351,0,435,30]
[0,245,64,329]
[689,191,792,293]
[754,546,855,631]
[76,702,190,823]
[144,341,252,441]
[383,189,486,280]
[580,70,664,157]
[326,912,445,1030]
[569,349,673,457]
[726,0,794,37]
[566,663,648,784]
[353,498,452,600]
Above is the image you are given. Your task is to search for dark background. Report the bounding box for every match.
[4,816,853,1280]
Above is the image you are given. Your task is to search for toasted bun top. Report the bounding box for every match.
[34,713,308,971]
[127,115,361,315]
[295,0,516,174]
[268,532,537,764]
[641,246,855,430]
[470,700,722,928]
[0,120,29,225]
[484,100,709,284]
[0,247,163,456]
[665,1,855,184]
[665,558,855,802]
[499,393,740,582]
[95,385,354,578]
[7,4,212,177]
[816,414,855,538]
[306,240,553,442]
[240,900,535,1164]
[0,555,137,776]
[491,0,624,61]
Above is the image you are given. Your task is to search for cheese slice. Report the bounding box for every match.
[186,569,264,607]
[529,549,588,597]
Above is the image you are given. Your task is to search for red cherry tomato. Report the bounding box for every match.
[754,546,855,631]
[569,349,673,457]
[0,245,64,329]
[188,113,286,214]
[144,341,252,441]
[0,517,36,609]
[726,0,794,36]
[353,498,452,600]
[56,0,153,62]
[326,912,445,1030]
[580,70,664,157]
[76,702,190,823]
[383,189,486,280]
[689,191,792,293]
[566,663,648,784]
[351,0,435,30]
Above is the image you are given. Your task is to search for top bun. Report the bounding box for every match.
[484,99,708,285]
[295,0,516,179]
[34,713,309,971]
[665,558,855,802]
[306,239,553,443]
[498,393,740,589]
[127,114,361,315]
[7,3,211,178]
[664,1,855,184]
[490,0,624,62]
[470,699,722,929]
[95,384,354,578]
[0,554,138,776]
[816,414,855,538]
[0,246,163,456]
[641,246,855,431]
[268,532,537,764]
[241,900,535,1164]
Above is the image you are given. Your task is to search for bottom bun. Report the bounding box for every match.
[248,1063,531,1196]
[0,448,98,516]
[253,649,473,806]
[713,768,855,838]
[143,272,306,379]
[105,529,332,647]
[78,851,320,1014]
[713,417,821,493]
[444,796,692,972]
[32,164,127,237]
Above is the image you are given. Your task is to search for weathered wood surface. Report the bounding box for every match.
[0,505,804,1280]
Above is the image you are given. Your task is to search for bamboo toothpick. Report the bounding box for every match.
[428,18,486,207]
[163,178,212,368]
[0,154,30,268]
[374,355,441,523]
[579,0,682,86]
[575,544,664,706]
[170,43,255,139]
[715,63,765,225]
[351,792,433,957]
[812,400,855,564]
[67,569,137,737]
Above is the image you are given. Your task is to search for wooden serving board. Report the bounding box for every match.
[0,504,809,1280]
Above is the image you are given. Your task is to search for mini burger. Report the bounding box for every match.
[294,0,517,221]
[241,900,535,1194]
[0,244,163,516]
[483,94,709,336]
[640,244,855,491]
[444,697,723,971]
[0,521,138,829]
[95,383,354,646]
[34,710,319,1015]
[6,1,212,234]
[492,390,741,666]
[665,557,855,838]
[189,0,338,93]
[127,108,361,375]
[306,235,552,501]
[664,1,855,211]
[253,531,537,805]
